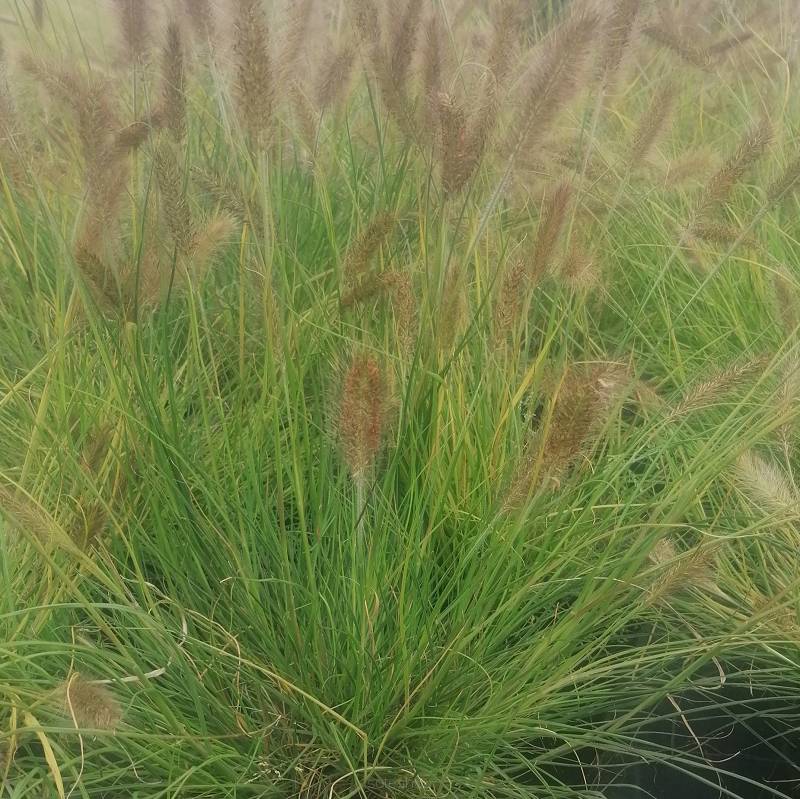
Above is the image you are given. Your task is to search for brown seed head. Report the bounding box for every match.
[185,213,237,284]
[420,13,443,125]
[766,155,800,206]
[494,258,528,342]
[506,362,629,505]
[193,167,253,228]
[233,0,273,146]
[485,1,520,88]
[160,21,187,142]
[630,82,676,169]
[60,675,122,731]
[316,44,355,111]
[453,0,477,31]
[0,486,55,544]
[338,354,387,476]
[708,29,755,58]
[343,213,395,280]
[339,270,416,353]
[182,0,215,42]
[671,356,769,416]
[438,264,467,353]
[540,363,627,474]
[349,0,380,48]
[279,0,315,81]
[531,181,572,281]
[382,271,417,354]
[22,57,128,233]
[154,141,195,256]
[437,92,471,195]
[697,118,772,218]
[510,12,598,156]
[72,501,109,548]
[369,2,418,135]
[114,119,156,153]
[80,426,112,477]
[0,39,26,178]
[74,241,121,310]
[689,221,758,250]
[122,232,165,314]
[558,243,600,292]
[290,83,318,150]
[642,12,712,70]
[389,0,423,85]
[600,0,641,82]
[113,0,150,62]
[340,272,386,309]
[663,148,715,189]
[466,0,520,163]
[648,536,678,566]
[647,543,718,605]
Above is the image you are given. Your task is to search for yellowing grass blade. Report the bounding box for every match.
[23,712,65,799]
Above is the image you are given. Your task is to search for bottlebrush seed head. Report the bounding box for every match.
[60,675,122,731]
[338,353,387,477]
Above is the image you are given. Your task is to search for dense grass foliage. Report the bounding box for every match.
[1,1,800,797]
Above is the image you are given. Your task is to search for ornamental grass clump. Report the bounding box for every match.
[1,1,800,796]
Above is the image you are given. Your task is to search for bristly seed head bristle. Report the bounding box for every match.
[340,272,385,309]
[708,29,755,58]
[114,120,155,153]
[290,82,319,151]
